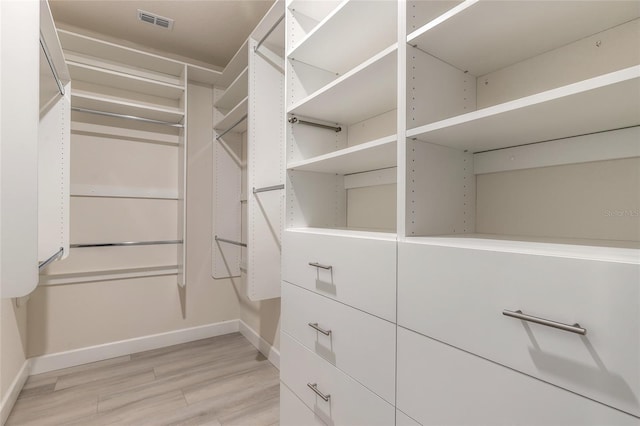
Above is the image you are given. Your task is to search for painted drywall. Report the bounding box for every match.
[1,298,28,401]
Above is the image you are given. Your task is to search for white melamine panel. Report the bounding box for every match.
[213,97,248,133]
[289,0,396,76]
[282,229,396,321]
[288,135,396,174]
[186,64,221,86]
[214,67,248,111]
[406,0,461,34]
[396,409,421,426]
[287,116,347,163]
[280,383,326,426]
[347,184,397,232]
[280,332,396,426]
[287,1,342,53]
[409,1,640,76]
[282,282,396,403]
[289,45,397,125]
[397,327,640,426]
[409,67,640,152]
[343,168,397,190]
[287,58,337,107]
[217,40,248,89]
[1,0,39,298]
[398,241,640,416]
[38,87,70,262]
[70,120,180,145]
[286,170,346,229]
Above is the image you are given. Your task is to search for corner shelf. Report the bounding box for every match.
[407,66,640,152]
[214,96,248,133]
[214,67,248,111]
[218,40,249,89]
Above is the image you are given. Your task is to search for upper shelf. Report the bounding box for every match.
[408,0,640,76]
[218,40,249,89]
[214,97,248,133]
[214,67,248,111]
[288,44,397,125]
[288,0,396,75]
[288,135,397,175]
[407,66,640,153]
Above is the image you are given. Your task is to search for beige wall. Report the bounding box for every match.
[1,298,28,401]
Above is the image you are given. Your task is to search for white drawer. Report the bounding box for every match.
[282,229,396,321]
[282,281,396,404]
[398,241,640,417]
[281,382,326,426]
[280,331,395,426]
[397,327,640,426]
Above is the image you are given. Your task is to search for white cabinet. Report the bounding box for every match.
[280,384,326,426]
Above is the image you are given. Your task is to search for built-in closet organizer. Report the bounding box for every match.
[212,0,286,301]
[281,0,398,424]
[1,0,71,298]
[398,1,640,424]
[37,26,220,288]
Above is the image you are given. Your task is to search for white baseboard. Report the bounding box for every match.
[30,320,240,375]
[239,320,280,370]
[1,359,31,426]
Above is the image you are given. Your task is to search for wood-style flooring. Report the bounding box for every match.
[7,333,280,426]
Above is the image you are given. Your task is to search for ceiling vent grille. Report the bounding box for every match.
[137,10,174,30]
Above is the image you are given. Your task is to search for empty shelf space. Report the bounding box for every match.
[67,61,185,100]
[288,0,397,75]
[214,67,248,110]
[288,135,397,175]
[287,226,397,242]
[408,1,640,76]
[70,121,180,144]
[402,234,640,264]
[288,44,397,125]
[39,265,179,286]
[218,40,249,88]
[407,66,640,152]
[214,96,248,133]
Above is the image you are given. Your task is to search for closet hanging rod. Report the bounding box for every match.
[39,247,64,270]
[71,107,184,128]
[254,14,285,52]
[253,184,284,194]
[288,117,341,132]
[71,240,182,248]
[216,114,248,140]
[214,236,247,247]
[40,32,65,96]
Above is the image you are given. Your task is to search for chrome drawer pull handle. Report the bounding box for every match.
[503,309,586,335]
[309,262,332,270]
[308,322,332,336]
[307,383,331,401]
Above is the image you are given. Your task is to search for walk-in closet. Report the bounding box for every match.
[1,1,639,425]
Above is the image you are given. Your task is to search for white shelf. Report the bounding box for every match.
[402,234,640,265]
[67,61,184,100]
[288,0,396,75]
[72,88,185,124]
[287,227,397,241]
[288,135,396,175]
[407,66,640,153]
[408,1,640,76]
[288,0,341,24]
[288,44,397,125]
[70,121,181,144]
[218,40,249,89]
[214,67,248,110]
[214,96,248,133]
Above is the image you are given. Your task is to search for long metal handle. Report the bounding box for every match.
[216,114,248,140]
[215,236,247,247]
[288,117,341,132]
[308,322,332,336]
[71,240,182,248]
[308,262,332,270]
[40,31,65,96]
[71,107,184,128]
[307,383,330,402]
[503,309,587,335]
[255,14,285,52]
[253,184,284,194]
[39,247,64,270]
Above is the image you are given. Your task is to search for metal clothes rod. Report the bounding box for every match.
[71,107,184,128]
[216,114,248,141]
[39,247,64,270]
[40,31,65,96]
[214,236,247,248]
[253,184,284,194]
[254,14,285,52]
[71,240,182,248]
[288,117,341,132]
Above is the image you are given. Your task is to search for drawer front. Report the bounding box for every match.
[398,242,640,416]
[282,230,396,321]
[282,281,396,404]
[280,383,326,426]
[397,327,640,426]
[280,331,395,426]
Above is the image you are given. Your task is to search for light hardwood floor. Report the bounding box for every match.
[7,333,279,426]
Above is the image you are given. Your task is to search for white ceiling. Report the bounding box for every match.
[49,0,275,69]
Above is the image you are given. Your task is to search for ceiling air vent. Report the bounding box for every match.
[137,10,174,30]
